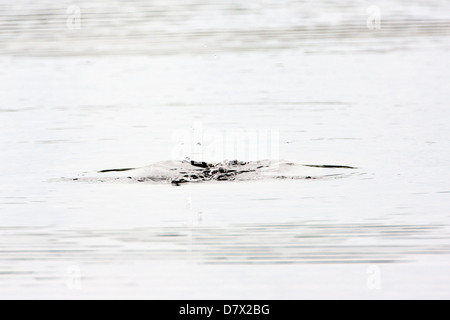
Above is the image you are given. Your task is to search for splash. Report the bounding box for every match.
[65,160,358,185]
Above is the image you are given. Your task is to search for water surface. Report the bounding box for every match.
[1,0,450,299]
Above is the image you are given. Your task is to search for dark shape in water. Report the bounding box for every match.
[68,159,359,185]
[98,168,135,173]
[303,164,357,169]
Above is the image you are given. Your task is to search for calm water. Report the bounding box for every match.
[1,0,450,299]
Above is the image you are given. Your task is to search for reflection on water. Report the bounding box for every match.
[1,222,449,268]
[1,0,450,55]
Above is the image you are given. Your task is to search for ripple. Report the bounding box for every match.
[0,222,449,266]
[1,0,449,56]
